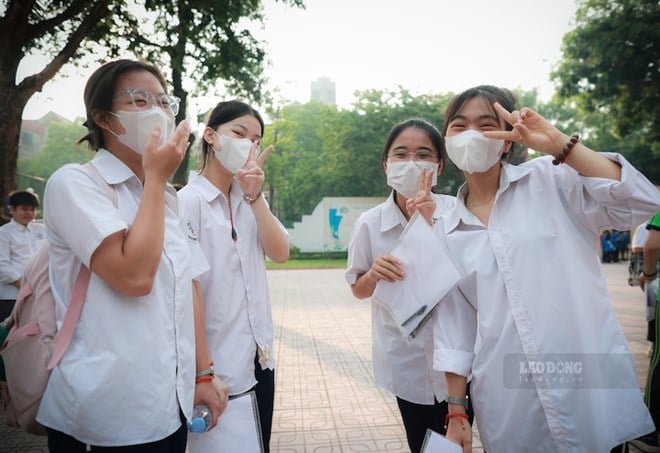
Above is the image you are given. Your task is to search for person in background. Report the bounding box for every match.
[36,59,224,452]
[633,220,655,358]
[433,85,658,452]
[178,100,289,453]
[346,118,472,453]
[634,211,660,451]
[0,190,45,320]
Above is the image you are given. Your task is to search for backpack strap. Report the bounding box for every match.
[83,162,118,206]
[47,266,90,370]
[46,162,117,371]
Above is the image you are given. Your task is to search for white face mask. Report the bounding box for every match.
[110,107,174,155]
[386,161,439,199]
[212,133,252,173]
[445,129,504,174]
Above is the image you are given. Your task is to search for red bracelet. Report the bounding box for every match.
[195,375,213,384]
[444,413,469,431]
[552,133,580,165]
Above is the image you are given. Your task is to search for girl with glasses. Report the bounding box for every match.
[346,118,473,453]
[37,59,224,452]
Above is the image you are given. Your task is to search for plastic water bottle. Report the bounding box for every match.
[188,404,211,433]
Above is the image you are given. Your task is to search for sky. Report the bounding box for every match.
[19,0,578,122]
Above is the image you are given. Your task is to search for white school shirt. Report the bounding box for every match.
[178,175,286,395]
[0,219,45,299]
[433,154,657,452]
[37,149,208,446]
[346,192,455,404]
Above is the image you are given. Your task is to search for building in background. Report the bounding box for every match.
[310,77,336,105]
[19,112,71,158]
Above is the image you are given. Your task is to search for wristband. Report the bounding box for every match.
[196,361,214,378]
[445,394,469,409]
[444,413,469,431]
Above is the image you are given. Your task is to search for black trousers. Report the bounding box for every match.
[645,301,660,431]
[46,412,187,452]
[254,353,275,453]
[0,299,15,321]
[396,382,474,453]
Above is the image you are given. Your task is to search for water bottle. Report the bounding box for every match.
[188,404,211,433]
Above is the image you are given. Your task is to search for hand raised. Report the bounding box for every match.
[482,103,566,156]
[235,141,275,198]
[143,120,190,184]
[406,168,436,225]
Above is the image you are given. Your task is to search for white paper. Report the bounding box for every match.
[187,389,263,453]
[373,212,461,340]
[421,429,463,453]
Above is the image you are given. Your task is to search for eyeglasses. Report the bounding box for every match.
[114,88,180,116]
[387,150,438,162]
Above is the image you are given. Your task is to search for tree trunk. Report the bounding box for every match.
[0,103,25,224]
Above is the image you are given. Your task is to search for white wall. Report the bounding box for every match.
[287,196,385,252]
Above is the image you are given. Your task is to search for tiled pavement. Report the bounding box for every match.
[0,262,652,452]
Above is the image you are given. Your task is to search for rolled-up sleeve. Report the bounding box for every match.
[433,286,477,377]
[560,153,660,233]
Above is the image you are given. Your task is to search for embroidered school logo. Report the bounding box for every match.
[35,232,44,240]
[186,221,199,242]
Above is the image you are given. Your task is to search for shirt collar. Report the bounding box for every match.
[92,149,140,186]
[443,162,534,233]
[190,174,222,203]
[379,191,408,232]
[9,219,29,231]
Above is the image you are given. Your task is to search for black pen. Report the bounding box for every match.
[401,305,427,327]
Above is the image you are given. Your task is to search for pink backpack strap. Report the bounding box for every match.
[45,161,117,370]
[47,265,90,370]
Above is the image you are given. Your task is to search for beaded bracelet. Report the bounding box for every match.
[444,413,469,431]
[552,133,580,165]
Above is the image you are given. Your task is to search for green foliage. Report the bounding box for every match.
[552,0,660,182]
[126,0,305,183]
[262,89,460,227]
[17,121,91,204]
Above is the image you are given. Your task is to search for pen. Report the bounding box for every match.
[401,305,427,327]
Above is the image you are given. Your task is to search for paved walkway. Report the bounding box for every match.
[0,262,652,452]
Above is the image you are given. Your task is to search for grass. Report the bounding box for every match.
[266,258,347,270]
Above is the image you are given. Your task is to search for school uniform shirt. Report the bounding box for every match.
[434,154,657,452]
[37,149,208,446]
[346,192,455,405]
[178,174,286,396]
[0,219,45,299]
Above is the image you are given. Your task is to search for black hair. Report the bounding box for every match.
[380,118,445,165]
[200,100,265,171]
[78,59,169,151]
[8,190,39,207]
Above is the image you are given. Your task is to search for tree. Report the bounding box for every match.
[0,0,130,222]
[128,0,304,184]
[552,0,660,182]
[1,0,306,224]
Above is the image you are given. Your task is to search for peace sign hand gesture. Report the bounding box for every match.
[405,168,436,225]
[235,141,275,200]
[483,102,567,156]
